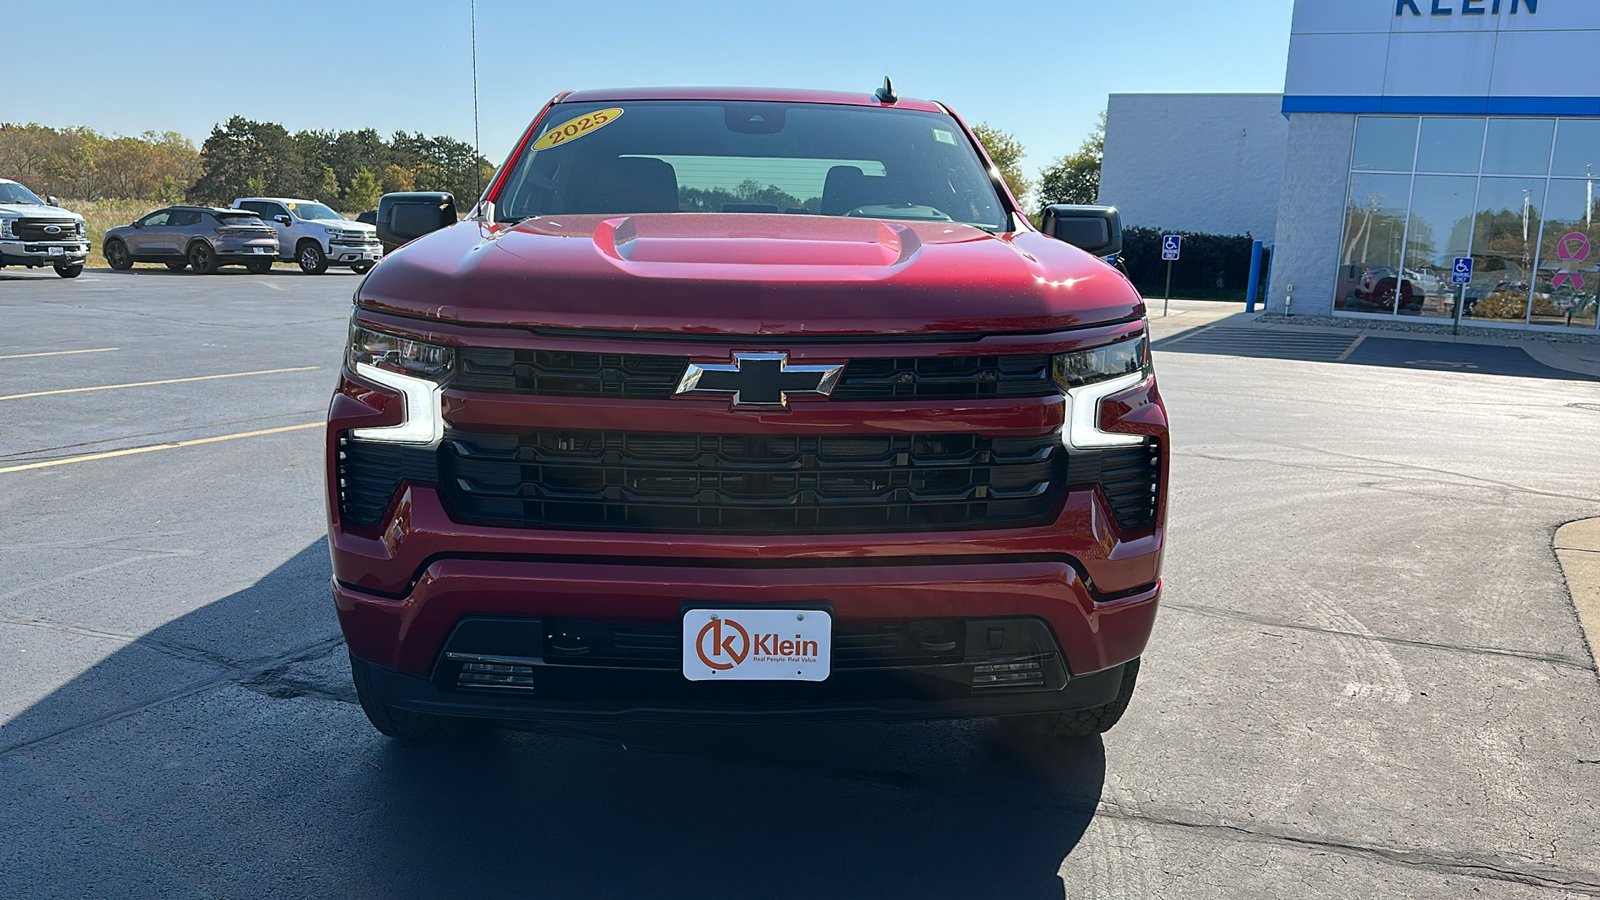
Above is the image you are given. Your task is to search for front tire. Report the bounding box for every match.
[188,242,219,275]
[349,654,483,741]
[54,263,84,278]
[105,238,133,270]
[999,659,1141,738]
[296,241,328,274]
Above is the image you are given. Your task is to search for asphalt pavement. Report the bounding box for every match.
[2,274,1598,898]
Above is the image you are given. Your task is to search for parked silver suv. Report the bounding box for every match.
[103,207,279,274]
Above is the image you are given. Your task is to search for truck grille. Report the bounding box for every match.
[453,349,1055,402]
[336,434,1160,534]
[440,429,1065,533]
[12,218,79,241]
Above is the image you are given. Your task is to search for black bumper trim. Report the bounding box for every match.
[359,655,1128,724]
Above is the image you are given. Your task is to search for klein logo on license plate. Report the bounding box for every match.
[682,609,831,682]
[48,247,64,256]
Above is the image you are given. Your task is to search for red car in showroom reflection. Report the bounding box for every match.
[1337,264,1421,312]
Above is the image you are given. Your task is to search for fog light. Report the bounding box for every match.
[458,661,537,689]
[972,660,1044,688]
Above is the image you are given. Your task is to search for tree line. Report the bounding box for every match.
[0,118,494,212]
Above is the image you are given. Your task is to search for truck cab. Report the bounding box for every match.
[232,197,381,274]
[0,179,90,278]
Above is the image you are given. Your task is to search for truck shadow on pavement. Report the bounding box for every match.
[0,540,1106,900]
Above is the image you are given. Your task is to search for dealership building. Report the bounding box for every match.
[1100,0,1600,332]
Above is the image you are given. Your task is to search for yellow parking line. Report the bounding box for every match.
[0,347,119,361]
[0,366,319,401]
[0,423,323,474]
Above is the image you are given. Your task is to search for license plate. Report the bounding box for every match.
[682,609,831,682]
[252,247,268,254]
[48,246,64,256]
[361,251,374,259]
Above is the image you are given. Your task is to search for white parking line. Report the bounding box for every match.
[0,423,323,474]
[0,347,119,361]
[0,366,319,402]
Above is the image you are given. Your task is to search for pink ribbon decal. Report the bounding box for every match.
[1553,232,1591,291]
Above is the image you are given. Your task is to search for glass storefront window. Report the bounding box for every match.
[1465,177,1545,323]
[1551,120,1600,179]
[1335,115,1599,331]
[1352,117,1419,172]
[1482,119,1555,176]
[1530,179,1600,330]
[1416,118,1485,174]
[1400,175,1478,318]
[1336,173,1412,314]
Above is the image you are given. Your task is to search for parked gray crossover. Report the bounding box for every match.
[103,206,279,274]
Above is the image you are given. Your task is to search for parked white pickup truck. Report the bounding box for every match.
[0,179,90,278]
[231,197,382,274]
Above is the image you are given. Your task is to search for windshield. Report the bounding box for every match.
[495,100,1009,230]
[290,202,342,221]
[0,182,46,205]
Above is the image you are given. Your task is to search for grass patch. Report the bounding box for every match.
[62,198,152,266]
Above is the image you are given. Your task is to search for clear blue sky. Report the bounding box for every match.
[7,0,1293,184]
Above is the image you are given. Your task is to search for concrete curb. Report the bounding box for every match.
[1555,519,1600,675]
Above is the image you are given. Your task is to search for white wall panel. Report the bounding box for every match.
[1383,32,1498,97]
[1292,1,1394,34]
[1284,33,1390,96]
[1098,95,1288,242]
[1489,31,1600,97]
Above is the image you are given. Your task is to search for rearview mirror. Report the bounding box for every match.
[377,191,458,250]
[1041,205,1123,259]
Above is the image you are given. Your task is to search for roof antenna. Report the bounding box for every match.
[874,76,898,105]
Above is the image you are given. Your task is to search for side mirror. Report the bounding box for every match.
[132,221,144,229]
[377,191,458,249]
[47,195,62,207]
[1041,205,1123,259]
[274,215,291,226]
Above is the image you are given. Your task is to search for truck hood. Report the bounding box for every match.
[307,218,375,235]
[357,214,1145,336]
[0,203,83,221]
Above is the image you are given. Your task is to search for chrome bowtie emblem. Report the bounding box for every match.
[674,352,843,409]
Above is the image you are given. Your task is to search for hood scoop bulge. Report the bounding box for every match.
[592,214,923,269]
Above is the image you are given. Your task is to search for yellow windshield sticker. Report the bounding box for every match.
[532,108,624,151]
[287,202,297,209]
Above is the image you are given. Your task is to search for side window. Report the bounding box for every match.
[138,211,171,227]
[168,210,201,227]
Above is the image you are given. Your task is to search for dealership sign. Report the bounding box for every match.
[1396,0,1537,14]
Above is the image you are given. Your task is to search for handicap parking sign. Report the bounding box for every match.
[1162,235,1182,261]
[1451,257,1474,285]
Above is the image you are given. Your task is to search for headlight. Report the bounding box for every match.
[76,219,86,236]
[347,323,453,444]
[0,218,12,238]
[348,324,453,379]
[326,227,340,235]
[1052,331,1152,449]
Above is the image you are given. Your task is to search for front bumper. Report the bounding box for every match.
[355,649,1136,724]
[0,239,89,266]
[328,240,383,265]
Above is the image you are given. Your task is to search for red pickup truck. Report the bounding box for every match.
[327,85,1168,745]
